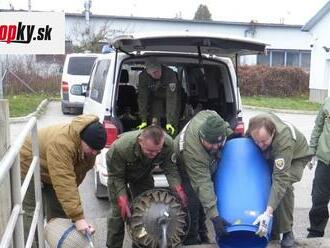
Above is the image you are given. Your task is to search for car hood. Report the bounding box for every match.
[111,32,267,56]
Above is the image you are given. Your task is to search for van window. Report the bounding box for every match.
[68,56,97,75]
[90,59,111,103]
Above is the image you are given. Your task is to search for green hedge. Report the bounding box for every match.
[238,65,309,97]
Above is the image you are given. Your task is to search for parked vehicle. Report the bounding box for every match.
[60,53,98,114]
[82,32,266,198]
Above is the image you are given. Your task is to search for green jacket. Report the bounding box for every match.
[106,130,181,198]
[20,115,99,221]
[138,66,179,125]
[256,112,313,210]
[310,97,330,165]
[174,110,233,219]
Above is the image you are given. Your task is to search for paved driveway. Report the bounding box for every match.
[9,102,329,247]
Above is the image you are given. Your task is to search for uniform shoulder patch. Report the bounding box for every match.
[275,158,285,170]
[169,83,176,92]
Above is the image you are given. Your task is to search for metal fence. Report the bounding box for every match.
[0,117,45,248]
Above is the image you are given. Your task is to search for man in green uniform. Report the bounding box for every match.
[106,125,187,248]
[173,110,234,244]
[137,57,180,136]
[247,112,313,248]
[20,115,107,247]
[307,97,330,238]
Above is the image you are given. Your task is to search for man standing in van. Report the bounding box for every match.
[246,112,313,248]
[173,110,234,243]
[106,125,187,248]
[137,57,180,136]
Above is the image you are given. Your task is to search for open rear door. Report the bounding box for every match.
[111,32,267,56]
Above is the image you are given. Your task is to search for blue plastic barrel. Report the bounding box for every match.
[214,138,272,248]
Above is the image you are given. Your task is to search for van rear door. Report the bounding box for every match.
[111,32,267,56]
[83,54,115,120]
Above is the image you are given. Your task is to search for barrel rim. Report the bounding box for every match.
[227,224,270,241]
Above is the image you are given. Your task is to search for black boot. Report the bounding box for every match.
[307,228,324,238]
[281,231,295,248]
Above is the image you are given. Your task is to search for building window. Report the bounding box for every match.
[287,51,299,67]
[301,52,311,70]
[257,49,311,70]
[272,51,285,66]
[257,54,270,66]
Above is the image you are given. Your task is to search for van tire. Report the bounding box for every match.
[94,171,108,199]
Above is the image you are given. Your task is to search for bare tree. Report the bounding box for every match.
[193,4,212,21]
[67,21,131,53]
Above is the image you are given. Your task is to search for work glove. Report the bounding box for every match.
[308,156,317,170]
[173,184,188,208]
[166,123,175,136]
[137,122,147,130]
[253,211,273,237]
[117,195,131,220]
[211,216,230,239]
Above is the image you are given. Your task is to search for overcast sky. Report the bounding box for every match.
[0,0,328,25]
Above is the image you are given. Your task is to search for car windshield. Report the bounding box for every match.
[68,56,97,75]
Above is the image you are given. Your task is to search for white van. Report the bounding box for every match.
[83,32,266,198]
[60,53,98,114]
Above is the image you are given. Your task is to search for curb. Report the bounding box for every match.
[8,100,317,124]
[9,99,49,124]
[243,105,318,115]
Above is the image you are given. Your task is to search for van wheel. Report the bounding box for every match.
[94,171,108,199]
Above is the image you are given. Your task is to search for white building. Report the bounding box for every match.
[302,1,330,102]
[0,8,320,98]
[66,13,312,70]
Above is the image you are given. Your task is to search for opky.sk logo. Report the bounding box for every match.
[0,22,52,44]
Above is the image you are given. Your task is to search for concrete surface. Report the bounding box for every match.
[8,101,330,247]
[184,238,330,247]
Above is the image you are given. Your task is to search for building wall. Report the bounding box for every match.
[250,26,310,50]
[65,14,312,57]
[307,11,330,101]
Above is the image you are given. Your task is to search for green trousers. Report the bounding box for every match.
[23,180,67,247]
[106,175,154,248]
[272,157,310,235]
[308,160,330,237]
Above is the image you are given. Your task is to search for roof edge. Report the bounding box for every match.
[65,12,303,28]
[302,1,330,31]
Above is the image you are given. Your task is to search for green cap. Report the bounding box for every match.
[145,57,161,70]
[199,115,227,144]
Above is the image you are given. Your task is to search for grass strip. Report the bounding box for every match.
[242,96,321,111]
[7,93,58,117]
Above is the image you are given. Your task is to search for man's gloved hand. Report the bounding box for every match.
[211,216,230,238]
[308,156,317,170]
[253,211,273,237]
[166,124,175,136]
[173,184,188,207]
[117,195,131,220]
[137,122,147,130]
